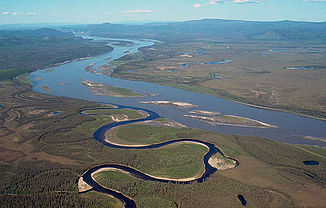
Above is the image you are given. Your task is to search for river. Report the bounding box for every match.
[30,37,326,147]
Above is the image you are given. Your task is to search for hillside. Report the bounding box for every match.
[0,28,113,80]
[64,19,326,42]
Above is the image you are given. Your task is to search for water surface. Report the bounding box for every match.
[30,37,326,147]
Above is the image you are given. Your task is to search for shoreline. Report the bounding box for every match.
[53,56,93,67]
[184,114,277,129]
[141,100,198,108]
[163,83,326,122]
[126,80,326,122]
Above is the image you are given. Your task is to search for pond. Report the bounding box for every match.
[237,194,247,206]
[303,161,319,166]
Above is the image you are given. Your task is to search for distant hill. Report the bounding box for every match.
[0,28,74,38]
[64,19,326,42]
[0,28,112,80]
[0,28,77,48]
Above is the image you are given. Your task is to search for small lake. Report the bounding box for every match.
[237,194,247,206]
[181,60,232,68]
[30,37,326,147]
[303,161,319,166]
[286,66,315,70]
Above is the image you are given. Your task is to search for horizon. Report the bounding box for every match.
[0,18,326,28]
[1,0,326,25]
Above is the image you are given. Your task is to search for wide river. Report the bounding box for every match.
[30,37,326,147]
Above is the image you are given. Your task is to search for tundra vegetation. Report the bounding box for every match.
[70,20,326,119]
[0,23,326,207]
[0,80,325,207]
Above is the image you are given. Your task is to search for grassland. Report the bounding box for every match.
[111,51,144,67]
[111,40,326,120]
[82,108,146,120]
[130,143,207,179]
[109,124,203,145]
[0,79,325,207]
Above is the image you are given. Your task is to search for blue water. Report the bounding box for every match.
[80,106,239,208]
[238,194,247,206]
[286,66,315,70]
[303,161,319,166]
[212,73,223,79]
[181,60,232,68]
[30,37,326,147]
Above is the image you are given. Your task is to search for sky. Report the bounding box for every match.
[0,0,326,25]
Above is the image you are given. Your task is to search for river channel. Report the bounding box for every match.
[30,37,326,147]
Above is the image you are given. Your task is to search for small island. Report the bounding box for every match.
[189,110,221,116]
[82,80,144,97]
[41,85,52,92]
[185,114,276,128]
[141,100,197,108]
[85,63,118,76]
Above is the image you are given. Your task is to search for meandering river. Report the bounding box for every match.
[79,105,239,207]
[30,37,326,147]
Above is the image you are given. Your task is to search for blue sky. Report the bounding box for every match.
[0,0,326,25]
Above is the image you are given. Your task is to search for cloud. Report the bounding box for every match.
[2,11,39,17]
[233,0,261,2]
[208,0,227,4]
[2,11,24,16]
[208,0,262,4]
[26,12,38,16]
[193,3,201,8]
[123,10,153,14]
[11,12,22,15]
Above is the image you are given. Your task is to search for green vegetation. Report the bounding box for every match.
[111,51,144,66]
[138,143,207,179]
[82,80,143,97]
[0,28,112,81]
[65,19,326,43]
[104,86,142,97]
[40,109,146,144]
[0,82,325,207]
[298,145,326,158]
[110,40,326,120]
[0,68,32,81]
[94,171,177,208]
[115,124,204,144]
[95,170,136,185]
[94,142,208,182]
[14,73,32,86]
[83,109,146,120]
[0,192,122,208]
[0,160,122,208]
[67,115,112,138]
[93,167,293,208]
